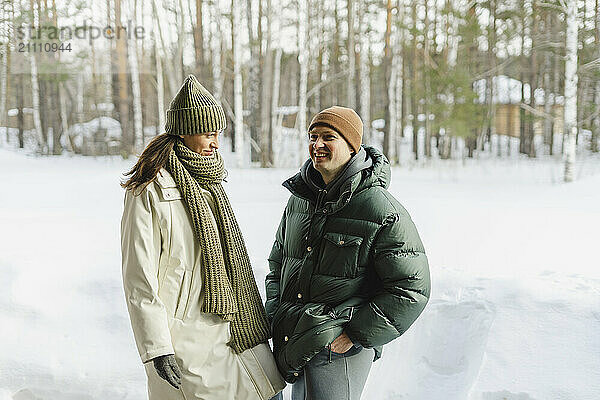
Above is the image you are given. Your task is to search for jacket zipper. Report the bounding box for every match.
[316,188,327,210]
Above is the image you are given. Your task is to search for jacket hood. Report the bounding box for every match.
[283,145,391,207]
[363,145,391,189]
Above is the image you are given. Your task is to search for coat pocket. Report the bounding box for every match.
[174,269,192,320]
[283,304,354,371]
[319,232,363,277]
[157,264,184,317]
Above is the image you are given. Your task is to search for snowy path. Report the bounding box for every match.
[0,149,598,400]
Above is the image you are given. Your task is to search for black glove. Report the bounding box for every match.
[152,354,182,389]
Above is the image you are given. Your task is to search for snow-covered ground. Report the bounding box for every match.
[0,147,598,400]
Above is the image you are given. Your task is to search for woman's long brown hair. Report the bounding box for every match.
[121,133,179,191]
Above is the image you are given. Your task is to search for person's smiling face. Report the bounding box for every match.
[308,125,353,184]
[180,131,220,156]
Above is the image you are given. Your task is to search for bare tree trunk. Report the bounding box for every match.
[564,0,578,182]
[17,73,24,148]
[394,4,405,163]
[270,0,282,166]
[90,32,99,113]
[7,0,15,142]
[332,0,340,104]
[105,0,114,114]
[422,0,431,158]
[29,0,45,153]
[315,1,324,111]
[232,0,245,167]
[76,73,84,125]
[382,0,393,159]
[138,0,148,131]
[551,13,560,156]
[441,0,453,159]
[297,0,309,158]
[114,0,131,155]
[358,0,370,143]
[193,0,205,81]
[12,0,22,147]
[48,0,62,155]
[229,2,235,152]
[400,39,407,152]
[410,0,419,160]
[483,0,497,153]
[36,0,50,154]
[30,52,45,153]
[271,47,282,166]
[246,0,261,162]
[37,1,49,153]
[388,64,397,163]
[519,0,527,155]
[153,19,165,133]
[260,0,273,167]
[592,0,600,152]
[177,0,186,81]
[152,0,178,97]
[210,0,222,102]
[593,83,600,153]
[58,82,72,152]
[575,0,590,148]
[0,0,10,141]
[129,0,143,151]
[527,0,538,157]
[542,11,553,155]
[346,0,356,109]
[48,82,60,155]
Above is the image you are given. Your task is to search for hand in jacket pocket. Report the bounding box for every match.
[153,354,182,389]
[330,331,354,354]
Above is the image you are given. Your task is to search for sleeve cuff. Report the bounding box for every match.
[140,345,175,364]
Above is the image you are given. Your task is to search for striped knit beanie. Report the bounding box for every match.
[165,75,227,135]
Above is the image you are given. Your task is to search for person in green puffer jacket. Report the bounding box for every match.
[265,106,431,400]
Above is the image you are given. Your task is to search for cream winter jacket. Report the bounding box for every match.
[121,168,285,400]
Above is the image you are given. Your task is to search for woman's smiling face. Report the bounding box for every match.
[180,131,220,156]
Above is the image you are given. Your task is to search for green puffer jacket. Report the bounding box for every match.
[265,146,431,382]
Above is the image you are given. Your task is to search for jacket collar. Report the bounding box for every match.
[156,168,178,188]
[283,146,390,213]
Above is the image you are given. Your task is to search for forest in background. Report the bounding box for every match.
[0,0,598,182]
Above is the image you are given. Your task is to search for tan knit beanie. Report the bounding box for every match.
[308,106,363,153]
[165,75,226,135]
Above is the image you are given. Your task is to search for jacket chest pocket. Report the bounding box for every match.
[318,232,363,277]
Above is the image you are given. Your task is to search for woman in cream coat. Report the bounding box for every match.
[120,75,284,400]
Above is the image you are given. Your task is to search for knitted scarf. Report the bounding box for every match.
[165,140,270,353]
